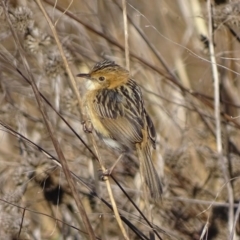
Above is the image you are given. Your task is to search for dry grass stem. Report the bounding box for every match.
[122,0,130,70]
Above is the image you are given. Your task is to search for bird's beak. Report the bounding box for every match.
[76,73,91,79]
[78,73,96,90]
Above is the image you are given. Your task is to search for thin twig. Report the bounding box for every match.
[17,207,26,239]
[166,196,240,207]
[200,218,209,240]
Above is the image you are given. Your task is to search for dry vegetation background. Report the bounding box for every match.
[1,0,240,239]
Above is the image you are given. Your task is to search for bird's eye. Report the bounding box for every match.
[99,76,105,81]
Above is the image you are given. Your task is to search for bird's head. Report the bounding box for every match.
[77,60,129,90]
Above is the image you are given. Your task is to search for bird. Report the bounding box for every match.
[77,60,162,199]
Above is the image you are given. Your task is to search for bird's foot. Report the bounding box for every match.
[82,120,92,133]
[98,168,113,181]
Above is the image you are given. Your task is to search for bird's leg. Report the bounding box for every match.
[99,153,126,180]
[81,108,92,133]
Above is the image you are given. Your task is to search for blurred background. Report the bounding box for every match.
[0,0,240,239]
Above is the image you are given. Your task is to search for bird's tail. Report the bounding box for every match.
[136,143,162,199]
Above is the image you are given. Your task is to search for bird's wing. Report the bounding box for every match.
[92,79,144,145]
[144,110,156,149]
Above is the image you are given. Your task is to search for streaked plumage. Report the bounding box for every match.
[77,60,162,199]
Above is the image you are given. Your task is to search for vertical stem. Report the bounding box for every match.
[207,0,234,237]
[207,4,221,154]
[122,0,130,70]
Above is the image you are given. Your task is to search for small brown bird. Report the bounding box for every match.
[77,60,162,199]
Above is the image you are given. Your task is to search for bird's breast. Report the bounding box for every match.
[85,92,110,138]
